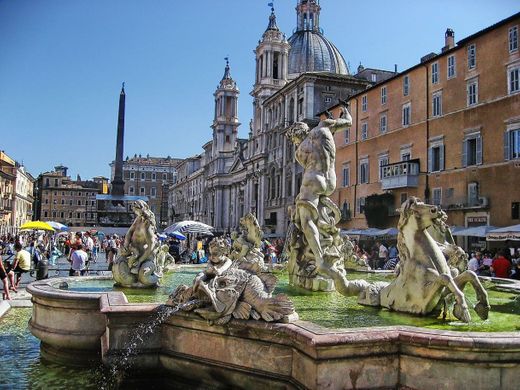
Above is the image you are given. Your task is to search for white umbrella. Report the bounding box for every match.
[164,220,214,236]
[486,224,520,241]
[46,221,69,231]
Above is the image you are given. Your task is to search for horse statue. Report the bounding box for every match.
[112,200,161,288]
[376,197,489,322]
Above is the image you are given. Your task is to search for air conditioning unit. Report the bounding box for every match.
[478,196,489,207]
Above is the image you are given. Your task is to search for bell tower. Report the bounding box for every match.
[212,58,240,156]
[251,4,290,138]
[296,0,321,32]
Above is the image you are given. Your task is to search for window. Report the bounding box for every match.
[428,141,445,172]
[140,187,145,195]
[379,114,387,133]
[468,182,479,205]
[342,164,350,187]
[61,199,65,205]
[163,173,167,181]
[403,75,409,96]
[361,95,367,112]
[344,128,350,144]
[402,103,411,126]
[77,200,81,205]
[54,179,58,186]
[504,128,520,160]
[129,186,134,194]
[141,172,145,180]
[432,91,442,117]
[371,73,377,82]
[60,212,64,218]
[512,202,520,220]
[357,197,366,214]
[69,199,73,206]
[151,187,156,197]
[462,133,483,167]
[508,66,519,94]
[467,79,478,106]
[152,173,156,181]
[359,158,369,184]
[76,213,80,219]
[44,211,48,218]
[381,86,387,104]
[447,55,456,79]
[467,44,476,69]
[378,154,389,181]
[130,172,135,180]
[361,122,368,140]
[68,212,72,219]
[510,26,518,52]
[431,62,439,84]
[432,188,442,206]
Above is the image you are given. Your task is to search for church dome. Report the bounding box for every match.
[288,31,349,75]
[287,0,349,76]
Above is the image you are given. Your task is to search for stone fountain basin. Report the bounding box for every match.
[27,275,520,390]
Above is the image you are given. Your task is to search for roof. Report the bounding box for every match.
[96,194,149,201]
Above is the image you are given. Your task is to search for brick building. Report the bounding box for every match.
[113,155,182,228]
[331,12,520,241]
[35,166,108,227]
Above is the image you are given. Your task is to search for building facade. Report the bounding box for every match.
[35,166,108,227]
[0,151,17,234]
[13,165,35,228]
[332,13,520,246]
[168,1,384,235]
[111,155,181,228]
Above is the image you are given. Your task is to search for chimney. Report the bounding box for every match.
[442,28,455,52]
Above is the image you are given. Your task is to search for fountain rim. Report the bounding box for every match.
[26,274,520,338]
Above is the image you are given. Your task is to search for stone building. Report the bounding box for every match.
[0,151,17,234]
[111,155,181,228]
[167,0,390,235]
[35,166,108,227]
[13,165,35,228]
[331,12,520,249]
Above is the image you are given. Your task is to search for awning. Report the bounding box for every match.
[452,225,498,238]
[486,224,520,241]
[341,227,398,238]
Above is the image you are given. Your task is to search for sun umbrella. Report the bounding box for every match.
[486,224,520,241]
[20,221,55,232]
[164,221,214,236]
[46,221,69,231]
[167,231,187,240]
[452,225,497,238]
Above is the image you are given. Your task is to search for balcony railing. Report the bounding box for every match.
[381,159,420,190]
[441,196,490,210]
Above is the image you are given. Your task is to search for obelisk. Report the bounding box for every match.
[111,83,126,196]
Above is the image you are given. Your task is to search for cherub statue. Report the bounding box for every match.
[156,244,175,276]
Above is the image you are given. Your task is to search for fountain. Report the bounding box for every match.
[21,104,520,389]
[111,200,162,288]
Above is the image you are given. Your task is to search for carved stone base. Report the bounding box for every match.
[288,273,336,292]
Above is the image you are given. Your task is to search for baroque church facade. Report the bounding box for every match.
[169,1,374,235]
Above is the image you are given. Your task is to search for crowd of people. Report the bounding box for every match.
[467,249,520,279]
[353,240,400,271]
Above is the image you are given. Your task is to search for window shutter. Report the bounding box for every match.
[427,147,432,172]
[366,162,370,183]
[440,144,445,171]
[462,140,467,167]
[504,131,511,161]
[476,135,483,165]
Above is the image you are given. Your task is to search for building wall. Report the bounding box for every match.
[333,14,520,231]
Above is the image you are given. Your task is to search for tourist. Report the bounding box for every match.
[10,242,31,289]
[376,241,388,270]
[83,232,95,263]
[388,243,398,261]
[69,243,88,276]
[1,253,15,299]
[490,250,512,278]
[467,252,480,273]
[480,252,493,276]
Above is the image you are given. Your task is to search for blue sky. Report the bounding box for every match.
[0,0,518,179]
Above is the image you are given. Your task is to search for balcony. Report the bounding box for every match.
[381,159,420,190]
[442,196,490,211]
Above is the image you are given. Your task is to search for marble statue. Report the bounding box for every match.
[341,236,370,271]
[373,197,490,322]
[230,213,268,273]
[285,104,369,293]
[112,200,161,288]
[156,244,175,276]
[167,237,297,325]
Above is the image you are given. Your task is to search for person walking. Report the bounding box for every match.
[491,250,512,278]
[69,244,88,276]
